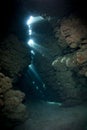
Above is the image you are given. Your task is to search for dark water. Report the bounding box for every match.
[12,15,87,130]
[14,100,87,130]
[1,0,87,129]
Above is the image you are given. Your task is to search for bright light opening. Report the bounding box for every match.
[27,16,34,25]
[29,29,32,35]
[26,16,44,25]
[29,64,43,84]
[31,50,35,55]
[27,39,35,47]
[47,101,62,106]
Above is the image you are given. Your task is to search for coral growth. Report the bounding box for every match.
[0,73,12,94]
[52,49,87,68]
[52,15,87,105]
[54,16,87,49]
[54,15,87,77]
[0,34,29,128]
[0,72,27,125]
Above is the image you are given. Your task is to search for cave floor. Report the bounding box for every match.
[14,100,87,130]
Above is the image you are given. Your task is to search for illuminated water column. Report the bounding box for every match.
[26,15,46,97]
[26,16,44,25]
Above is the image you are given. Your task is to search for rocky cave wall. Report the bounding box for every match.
[31,14,87,106]
[1,12,87,128]
[0,73,28,126]
[52,15,87,105]
[0,34,30,81]
[0,34,31,129]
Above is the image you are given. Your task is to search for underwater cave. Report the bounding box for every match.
[1,0,87,130]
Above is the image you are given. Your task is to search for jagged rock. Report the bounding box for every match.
[4,103,27,122]
[0,73,12,94]
[52,48,87,69]
[54,16,87,49]
[4,89,25,102]
[4,90,25,112]
[4,96,22,111]
[0,72,28,127]
[52,15,87,105]
[52,58,82,105]
[0,34,30,81]
[53,15,87,78]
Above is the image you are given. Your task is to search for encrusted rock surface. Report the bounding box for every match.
[52,15,87,105]
[0,34,30,81]
[0,73,12,94]
[28,16,87,104]
[0,72,28,128]
[54,16,87,49]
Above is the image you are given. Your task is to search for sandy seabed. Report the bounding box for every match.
[14,100,87,130]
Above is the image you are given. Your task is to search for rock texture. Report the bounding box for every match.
[0,34,30,81]
[54,16,87,49]
[0,72,28,128]
[0,35,30,128]
[52,15,87,105]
